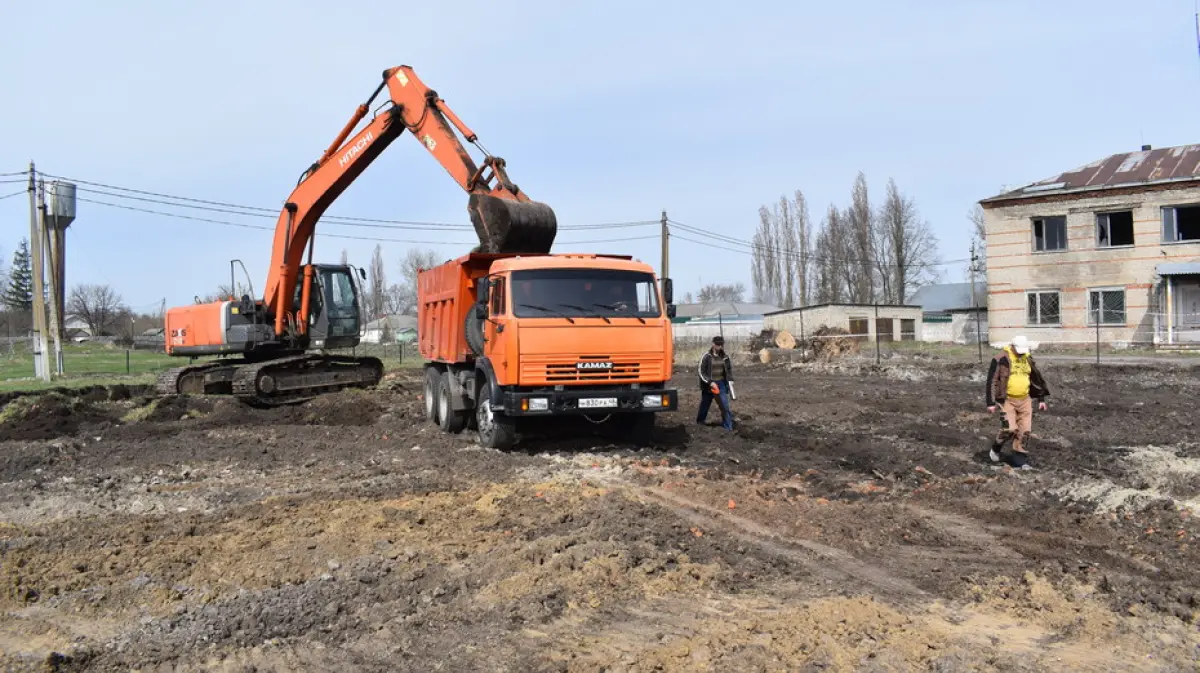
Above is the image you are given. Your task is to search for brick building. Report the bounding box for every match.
[979,144,1200,347]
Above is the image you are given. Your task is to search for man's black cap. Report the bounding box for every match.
[712,336,725,345]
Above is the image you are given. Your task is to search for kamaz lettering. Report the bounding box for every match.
[339,132,374,168]
[576,361,614,371]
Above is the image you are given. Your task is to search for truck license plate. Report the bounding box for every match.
[578,397,617,409]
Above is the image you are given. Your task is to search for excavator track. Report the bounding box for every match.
[230,354,384,407]
[156,356,383,406]
[156,362,235,396]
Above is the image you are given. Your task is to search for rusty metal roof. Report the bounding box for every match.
[982,144,1200,204]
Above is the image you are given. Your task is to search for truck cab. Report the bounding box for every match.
[418,253,678,449]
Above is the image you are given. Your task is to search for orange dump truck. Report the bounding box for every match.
[417,252,678,448]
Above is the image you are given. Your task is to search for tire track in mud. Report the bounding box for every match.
[631,485,930,602]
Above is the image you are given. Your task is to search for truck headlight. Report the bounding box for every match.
[528,397,549,412]
[641,394,663,408]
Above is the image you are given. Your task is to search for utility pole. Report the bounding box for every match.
[27,163,51,382]
[660,209,670,283]
[40,179,65,375]
[970,240,983,364]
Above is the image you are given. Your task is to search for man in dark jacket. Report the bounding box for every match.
[985,335,1050,469]
[697,336,734,431]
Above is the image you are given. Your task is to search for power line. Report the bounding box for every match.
[40,171,657,231]
[669,219,969,268]
[76,196,657,247]
[0,190,26,202]
[0,170,29,178]
[0,179,29,185]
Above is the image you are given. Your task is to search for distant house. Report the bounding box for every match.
[671,301,782,342]
[908,282,987,317]
[909,282,988,344]
[764,303,924,341]
[64,317,93,342]
[361,315,418,344]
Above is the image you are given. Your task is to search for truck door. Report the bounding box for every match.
[486,276,512,378]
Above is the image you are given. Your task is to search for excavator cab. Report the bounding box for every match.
[292,264,364,350]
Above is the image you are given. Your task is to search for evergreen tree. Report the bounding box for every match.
[2,238,33,311]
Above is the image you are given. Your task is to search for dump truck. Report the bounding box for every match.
[418,252,679,449]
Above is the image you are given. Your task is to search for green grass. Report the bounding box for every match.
[0,344,179,393]
[0,343,421,393]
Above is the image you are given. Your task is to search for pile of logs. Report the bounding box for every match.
[752,325,859,364]
[808,325,860,359]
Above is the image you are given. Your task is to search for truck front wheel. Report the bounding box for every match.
[475,397,516,450]
[629,414,656,447]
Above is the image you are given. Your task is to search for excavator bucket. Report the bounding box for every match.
[468,193,558,254]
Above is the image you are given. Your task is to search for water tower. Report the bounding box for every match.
[46,180,76,356]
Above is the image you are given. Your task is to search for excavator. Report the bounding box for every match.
[158,65,557,405]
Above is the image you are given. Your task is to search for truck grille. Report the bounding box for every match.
[519,356,664,385]
[545,361,640,382]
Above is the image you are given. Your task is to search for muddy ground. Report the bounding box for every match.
[1,357,1198,672]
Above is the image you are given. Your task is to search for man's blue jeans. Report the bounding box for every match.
[697,380,733,430]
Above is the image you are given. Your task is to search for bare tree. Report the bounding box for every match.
[751,206,780,305]
[339,249,349,265]
[752,191,813,309]
[388,248,440,316]
[367,244,388,320]
[697,282,746,304]
[792,190,811,308]
[969,203,987,278]
[847,172,875,303]
[67,283,129,336]
[879,178,941,302]
[812,205,849,304]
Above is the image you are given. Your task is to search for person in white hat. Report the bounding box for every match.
[984,335,1050,468]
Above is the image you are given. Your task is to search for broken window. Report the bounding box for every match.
[1088,288,1126,325]
[1096,210,1134,247]
[1026,290,1060,325]
[1162,205,1200,243]
[900,319,916,341]
[1032,216,1067,251]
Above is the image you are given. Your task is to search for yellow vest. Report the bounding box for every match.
[1005,347,1031,399]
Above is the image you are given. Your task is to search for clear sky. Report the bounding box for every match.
[1,1,1197,313]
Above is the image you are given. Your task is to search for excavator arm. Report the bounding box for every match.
[262,65,557,338]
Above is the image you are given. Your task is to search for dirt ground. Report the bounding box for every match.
[1,357,1198,672]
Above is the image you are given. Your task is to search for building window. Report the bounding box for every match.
[900,318,916,341]
[1088,288,1126,325]
[1026,290,1061,325]
[1032,216,1067,251]
[1162,205,1200,243]
[848,317,869,341]
[1096,210,1134,247]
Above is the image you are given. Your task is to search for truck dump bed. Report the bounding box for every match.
[417,253,500,363]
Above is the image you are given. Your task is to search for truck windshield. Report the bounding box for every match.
[510,269,661,319]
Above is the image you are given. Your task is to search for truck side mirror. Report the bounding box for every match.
[358,268,367,281]
[662,278,674,305]
[476,279,489,305]
[666,304,677,319]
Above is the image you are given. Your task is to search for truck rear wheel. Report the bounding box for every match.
[423,367,440,425]
[475,397,516,450]
[437,371,467,433]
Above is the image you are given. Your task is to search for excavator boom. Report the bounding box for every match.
[263,65,557,336]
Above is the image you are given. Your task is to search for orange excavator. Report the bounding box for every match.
[158,65,557,405]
